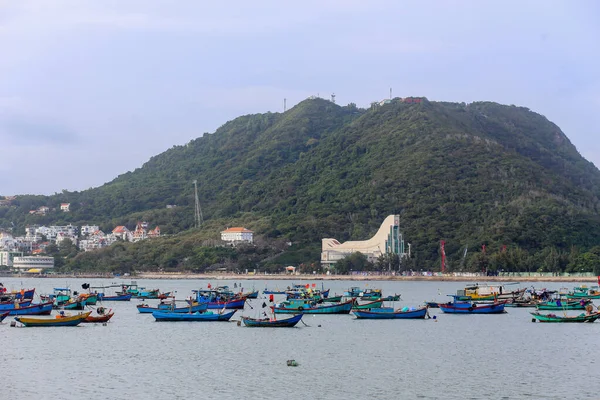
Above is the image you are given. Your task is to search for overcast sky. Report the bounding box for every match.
[0,1,598,195]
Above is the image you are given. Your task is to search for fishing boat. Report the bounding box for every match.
[242,290,259,299]
[352,299,385,310]
[0,300,32,311]
[536,300,589,310]
[324,295,343,303]
[40,287,72,307]
[0,311,9,322]
[425,302,440,308]
[152,310,236,322]
[137,302,209,314]
[382,294,401,301]
[565,286,600,300]
[353,306,429,319]
[192,289,247,309]
[15,311,91,327]
[242,313,303,327]
[63,299,86,310]
[98,293,133,301]
[460,283,525,301]
[83,309,114,323]
[531,311,600,323]
[7,302,54,316]
[272,299,355,314]
[439,296,506,314]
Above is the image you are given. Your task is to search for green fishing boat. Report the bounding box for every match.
[325,295,343,303]
[531,311,600,323]
[536,300,589,310]
[352,299,384,310]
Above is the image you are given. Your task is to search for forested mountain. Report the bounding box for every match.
[2,97,600,273]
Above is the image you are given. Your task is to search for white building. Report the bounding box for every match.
[12,256,54,270]
[35,225,77,240]
[321,215,406,270]
[60,203,70,212]
[220,227,253,244]
[0,251,23,267]
[80,225,100,236]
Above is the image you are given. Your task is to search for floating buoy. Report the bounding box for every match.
[237,321,241,326]
[531,318,536,323]
[10,321,16,327]
[318,324,321,327]
[287,360,299,367]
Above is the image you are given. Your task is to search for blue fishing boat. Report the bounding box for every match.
[137,302,208,314]
[242,314,303,327]
[439,296,506,314]
[98,293,133,301]
[192,289,246,309]
[7,302,54,316]
[353,306,429,319]
[152,310,236,322]
[272,299,355,314]
[263,288,287,295]
[0,300,32,311]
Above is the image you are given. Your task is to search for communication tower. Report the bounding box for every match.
[331,93,336,104]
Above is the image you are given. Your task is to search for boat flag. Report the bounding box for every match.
[269,294,274,302]
[207,283,212,289]
[305,284,309,289]
[261,302,267,308]
[597,276,600,286]
[312,283,316,288]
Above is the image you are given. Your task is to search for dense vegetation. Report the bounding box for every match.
[2,97,600,273]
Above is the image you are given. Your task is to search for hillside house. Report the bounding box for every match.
[112,226,131,241]
[221,227,253,244]
[60,203,70,212]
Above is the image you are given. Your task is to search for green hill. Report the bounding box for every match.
[2,97,600,273]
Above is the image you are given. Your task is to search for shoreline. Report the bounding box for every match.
[3,272,597,283]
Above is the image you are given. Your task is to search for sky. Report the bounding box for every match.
[0,0,599,195]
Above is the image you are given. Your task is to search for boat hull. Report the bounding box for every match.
[439,302,506,314]
[7,302,54,315]
[83,312,114,323]
[99,293,133,301]
[0,311,8,322]
[152,310,236,321]
[536,301,587,310]
[272,299,354,314]
[242,314,303,327]
[16,311,91,327]
[352,299,385,310]
[353,307,428,319]
[531,312,600,323]
[137,302,209,314]
[0,300,32,310]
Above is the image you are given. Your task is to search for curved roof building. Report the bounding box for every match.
[321,215,405,269]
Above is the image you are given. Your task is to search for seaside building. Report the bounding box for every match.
[0,251,23,267]
[320,215,406,270]
[221,227,253,244]
[12,256,54,270]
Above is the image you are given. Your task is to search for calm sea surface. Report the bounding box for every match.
[1,278,598,400]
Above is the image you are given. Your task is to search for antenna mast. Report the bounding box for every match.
[193,180,204,228]
[284,98,287,112]
[331,93,336,104]
[390,87,392,99]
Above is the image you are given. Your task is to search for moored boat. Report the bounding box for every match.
[352,299,385,310]
[137,302,209,314]
[83,309,114,323]
[536,300,589,310]
[531,311,600,323]
[7,301,54,316]
[15,311,91,327]
[242,314,303,327]
[353,306,429,319]
[272,299,355,314]
[439,296,506,314]
[98,293,133,301]
[152,310,236,322]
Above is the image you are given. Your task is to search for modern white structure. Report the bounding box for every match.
[12,256,54,270]
[60,203,70,212]
[0,251,23,267]
[221,227,253,244]
[321,215,406,269]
